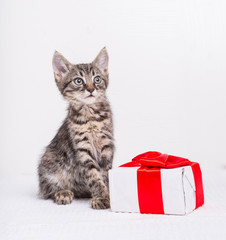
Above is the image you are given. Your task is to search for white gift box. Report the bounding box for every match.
[109,157,204,215]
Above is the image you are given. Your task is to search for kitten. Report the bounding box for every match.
[38,48,114,209]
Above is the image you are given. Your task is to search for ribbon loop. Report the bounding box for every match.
[131,151,191,168]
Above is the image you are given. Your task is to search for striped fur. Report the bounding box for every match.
[38,48,114,209]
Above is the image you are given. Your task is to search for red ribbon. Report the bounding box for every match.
[120,151,204,213]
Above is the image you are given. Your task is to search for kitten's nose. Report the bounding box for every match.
[87,88,94,93]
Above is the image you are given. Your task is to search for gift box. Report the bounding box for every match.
[109,151,204,215]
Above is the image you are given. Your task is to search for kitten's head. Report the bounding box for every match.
[52,47,109,105]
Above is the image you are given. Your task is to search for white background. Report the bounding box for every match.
[0,0,226,175]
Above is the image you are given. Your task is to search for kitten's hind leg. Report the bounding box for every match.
[38,165,74,205]
[54,190,74,205]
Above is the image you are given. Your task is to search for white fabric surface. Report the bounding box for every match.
[0,164,226,240]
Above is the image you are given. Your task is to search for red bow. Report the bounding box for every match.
[133,151,191,168]
[120,151,191,168]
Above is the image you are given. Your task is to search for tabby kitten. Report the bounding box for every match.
[38,48,114,209]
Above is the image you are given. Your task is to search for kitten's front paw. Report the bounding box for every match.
[54,190,74,205]
[91,197,110,209]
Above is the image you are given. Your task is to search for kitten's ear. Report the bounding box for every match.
[52,51,72,81]
[93,47,109,75]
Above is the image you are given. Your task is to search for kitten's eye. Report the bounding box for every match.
[94,76,102,84]
[74,78,83,85]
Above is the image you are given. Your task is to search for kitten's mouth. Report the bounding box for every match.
[86,94,94,98]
